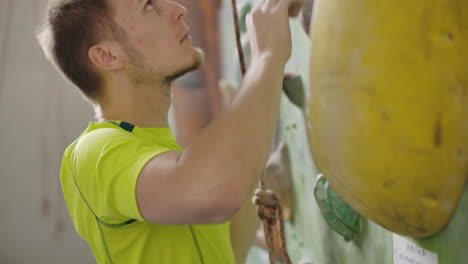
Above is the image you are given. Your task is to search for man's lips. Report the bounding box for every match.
[180,31,191,43]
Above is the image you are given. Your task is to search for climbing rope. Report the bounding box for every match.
[230,0,246,76]
[230,0,292,263]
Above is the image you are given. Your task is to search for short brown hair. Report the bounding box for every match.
[37,0,123,101]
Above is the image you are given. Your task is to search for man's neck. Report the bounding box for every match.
[97,82,172,128]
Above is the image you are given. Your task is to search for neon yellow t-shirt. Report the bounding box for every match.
[60,121,235,264]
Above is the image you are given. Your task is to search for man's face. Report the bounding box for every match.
[110,0,203,85]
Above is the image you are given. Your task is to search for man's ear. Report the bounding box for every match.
[88,41,124,70]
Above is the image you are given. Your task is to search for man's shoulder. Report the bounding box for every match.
[62,126,139,167]
[78,126,135,150]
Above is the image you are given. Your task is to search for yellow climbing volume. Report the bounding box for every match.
[307,0,468,237]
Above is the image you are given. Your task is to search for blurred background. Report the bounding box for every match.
[1,0,93,262]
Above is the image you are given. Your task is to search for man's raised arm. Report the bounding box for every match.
[137,0,304,225]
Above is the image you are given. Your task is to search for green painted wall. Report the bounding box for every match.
[220,2,468,263]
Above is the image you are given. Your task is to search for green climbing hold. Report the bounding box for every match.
[282,75,305,110]
[314,174,361,241]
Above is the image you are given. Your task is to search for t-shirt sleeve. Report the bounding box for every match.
[74,128,174,223]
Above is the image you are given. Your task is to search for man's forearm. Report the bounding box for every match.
[177,55,286,208]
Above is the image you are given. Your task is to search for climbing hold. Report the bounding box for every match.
[265,141,295,221]
[300,0,315,35]
[314,174,361,241]
[308,0,468,237]
[283,74,306,111]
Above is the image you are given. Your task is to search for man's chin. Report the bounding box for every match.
[187,47,205,72]
[164,48,205,84]
[190,47,205,71]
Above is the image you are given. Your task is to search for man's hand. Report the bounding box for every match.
[246,0,297,65]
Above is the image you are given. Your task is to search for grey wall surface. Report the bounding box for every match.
[0,1,95,263]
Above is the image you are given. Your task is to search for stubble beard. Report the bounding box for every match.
[163,47,205,85]
[126,46,205,96]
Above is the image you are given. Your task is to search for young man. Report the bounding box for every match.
[37,0,304,263]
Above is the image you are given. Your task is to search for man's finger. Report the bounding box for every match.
[276,0,294,10]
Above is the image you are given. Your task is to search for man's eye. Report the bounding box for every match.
[145,0,155,11]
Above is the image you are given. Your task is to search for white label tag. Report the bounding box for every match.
[393,234,438,264]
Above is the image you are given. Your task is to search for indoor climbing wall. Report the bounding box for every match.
[219,1,468,263]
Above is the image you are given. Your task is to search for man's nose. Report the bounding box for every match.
[170,2,187,23]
